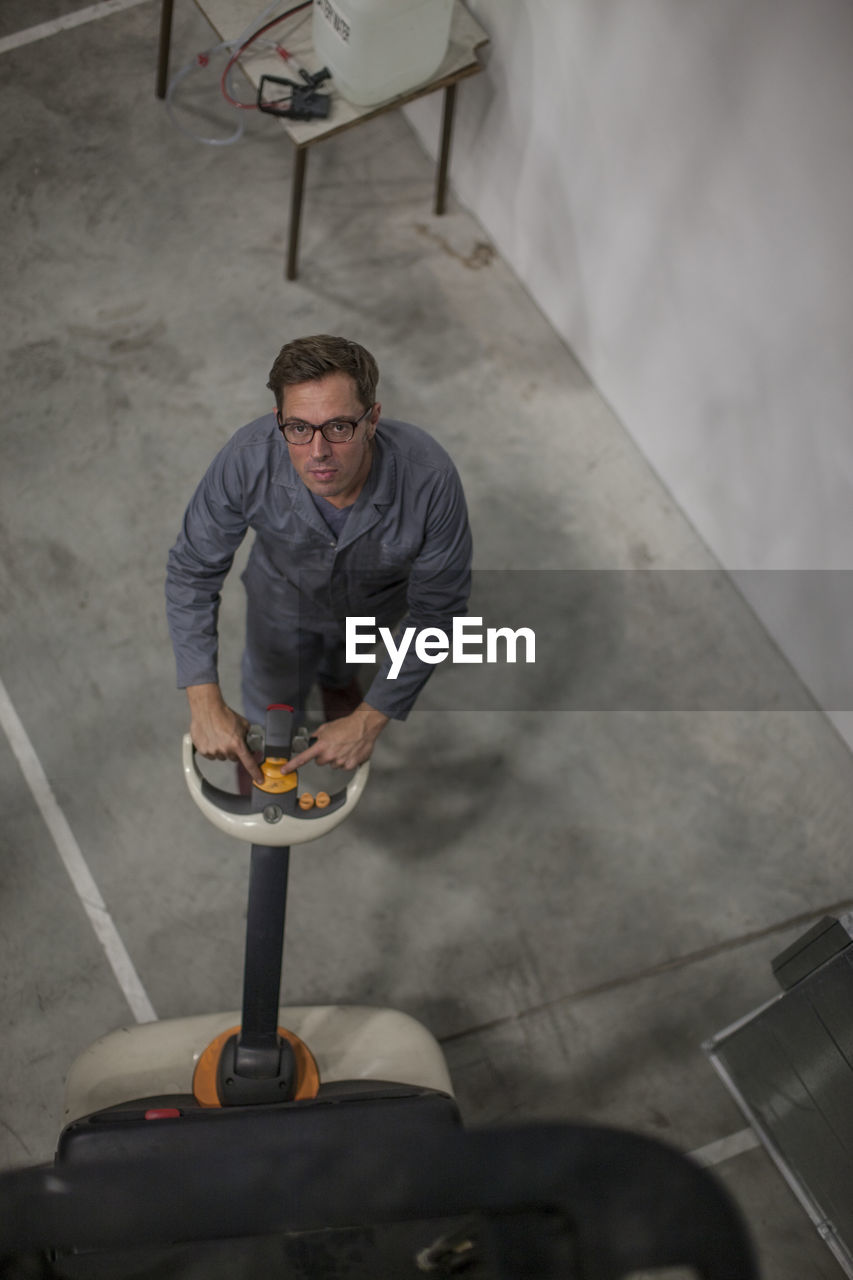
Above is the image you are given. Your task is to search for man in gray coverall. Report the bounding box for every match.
[166,334,472,784]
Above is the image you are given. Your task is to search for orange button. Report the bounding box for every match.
[253,758,298,794]
[315,791,331,809]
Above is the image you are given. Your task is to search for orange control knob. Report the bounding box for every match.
[253,757,298,794]
[298,792,315,810]
[315,791,331,809]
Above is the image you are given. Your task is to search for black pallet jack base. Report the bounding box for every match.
[0,1118,756,1279]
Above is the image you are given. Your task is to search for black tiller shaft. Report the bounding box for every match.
[238,843,291,1056]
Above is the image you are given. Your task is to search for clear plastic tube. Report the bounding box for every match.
[164,1,298,147]
[165,54,245,147]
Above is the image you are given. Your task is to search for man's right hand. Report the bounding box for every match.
[186,683,263,783]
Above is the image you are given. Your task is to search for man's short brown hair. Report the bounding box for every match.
[267,335,379,412]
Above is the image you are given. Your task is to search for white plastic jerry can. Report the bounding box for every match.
[313,0,454,107]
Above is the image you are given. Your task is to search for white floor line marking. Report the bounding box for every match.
[0,0,153,57]
[0,676,157,1024]
[690,1126,760,1168]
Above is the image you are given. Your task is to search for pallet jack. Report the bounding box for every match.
[0,706,759,1277]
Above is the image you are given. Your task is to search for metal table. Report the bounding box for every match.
[157,1,489,278]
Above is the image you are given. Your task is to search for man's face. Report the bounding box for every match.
[280,372,380,509]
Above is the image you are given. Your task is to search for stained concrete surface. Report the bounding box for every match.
[1,2,852,1277]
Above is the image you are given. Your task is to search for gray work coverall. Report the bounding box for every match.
[165,414,472,723]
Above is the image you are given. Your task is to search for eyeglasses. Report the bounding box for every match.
[277,405,373,445]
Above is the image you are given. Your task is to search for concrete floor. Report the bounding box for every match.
[1,2,852,1277]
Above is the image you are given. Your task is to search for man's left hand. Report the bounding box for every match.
[281,702,389,774]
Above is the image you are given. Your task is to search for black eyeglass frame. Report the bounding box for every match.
[277,405,373,445]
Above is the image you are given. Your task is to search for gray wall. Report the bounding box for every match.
[406,0,853,744]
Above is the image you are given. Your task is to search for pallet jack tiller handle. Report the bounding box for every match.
[182,704,369,847]
[182,705,370,1104]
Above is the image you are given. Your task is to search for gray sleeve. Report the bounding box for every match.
[363,467,472,720]
[165,445,249,689]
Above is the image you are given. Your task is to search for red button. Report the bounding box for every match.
[144,1108,182,1120]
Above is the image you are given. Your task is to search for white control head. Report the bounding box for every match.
[182,735,370,847]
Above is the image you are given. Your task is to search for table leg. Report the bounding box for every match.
[156,0,175,100]
[287,147,308,281]
[434,82,457,216]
